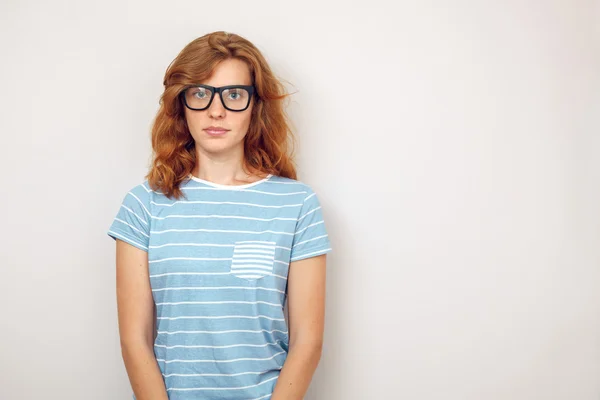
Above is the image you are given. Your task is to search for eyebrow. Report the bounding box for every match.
[193,84,252,88]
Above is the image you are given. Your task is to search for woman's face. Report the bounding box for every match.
[184,58,254,157]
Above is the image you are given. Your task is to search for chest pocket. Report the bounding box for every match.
[229,241,276,280]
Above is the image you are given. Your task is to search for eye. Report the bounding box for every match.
[227,90,242,100]
[192,89,208,99]
[226,88,250,102]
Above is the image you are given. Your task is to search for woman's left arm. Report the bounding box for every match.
[271,253,327,400]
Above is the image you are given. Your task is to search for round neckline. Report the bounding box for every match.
[188,173,273,189]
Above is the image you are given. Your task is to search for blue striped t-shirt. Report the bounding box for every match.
[107,173,332,400]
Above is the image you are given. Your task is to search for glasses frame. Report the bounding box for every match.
[180,84,256,112]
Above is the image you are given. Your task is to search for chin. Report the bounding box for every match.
[199,141,238,154]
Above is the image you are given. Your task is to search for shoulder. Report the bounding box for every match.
[267,175,316,198]
[118,180,153,213]
[130,180,152,196]
[108,180,153,251]
[125,180,153,200]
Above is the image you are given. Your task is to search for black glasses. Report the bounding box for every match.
[181,84,255,112]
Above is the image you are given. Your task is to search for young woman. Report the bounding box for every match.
[107,31,332,400]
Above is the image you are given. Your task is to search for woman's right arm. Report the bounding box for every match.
[116,239,169,400]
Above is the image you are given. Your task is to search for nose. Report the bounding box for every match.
[208,92,226,118]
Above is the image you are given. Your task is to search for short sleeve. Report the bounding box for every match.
[290,186,333,262]
[107,182,151,252]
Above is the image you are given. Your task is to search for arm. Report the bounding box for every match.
[116,239,169,400]
[271,254,327,400]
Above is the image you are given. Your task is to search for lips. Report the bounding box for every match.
[204,127,230,135]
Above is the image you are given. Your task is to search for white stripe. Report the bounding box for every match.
[231,257,273,268]
[234,256,274,261]
[231,261,273,268]
[231,256,274,264]
[233,250,275,257]
[114,217,150,238]
[151,200,303,208]
[162,369,274,377]
[235,242,275,253]
[149,257,232,264]
[299,206,321,221]
[231,266,273,272]
[152,286,285,294]
[290,247,332,261]
[108,230,148,250]
[230,272,272,277]
[155,299,282,307]
[157,315,285,321]
[149,242,234,249]
[294,220,324,235]
[303,192,316,202]
[165,374,280,391]
[121,205,148,225]
[150,271,227,277]
[148,242,290,251]
[151,214,296,221]
[127,191,151,216]
[151,228,293,235]
[183,187,307,196]
[159,352,286,364]
[150,257,276,267]
[292,234,329,248]
[236,240,276,244]
[157,328,288,335]
[150,272,286,280]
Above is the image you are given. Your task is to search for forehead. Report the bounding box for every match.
[202,58,252,87]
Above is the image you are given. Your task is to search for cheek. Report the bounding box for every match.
[184,109,206,134]
[226,110,252,135]
[239,112,253,131]
[237,105,254,131]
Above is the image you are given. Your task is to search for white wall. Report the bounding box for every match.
[2,0,599,399]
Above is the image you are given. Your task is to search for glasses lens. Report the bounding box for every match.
[185,86,213,110]
[221,87,251,110]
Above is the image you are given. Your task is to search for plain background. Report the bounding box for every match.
[1,0,599,399]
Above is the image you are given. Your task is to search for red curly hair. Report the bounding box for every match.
[146,31,298,199]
